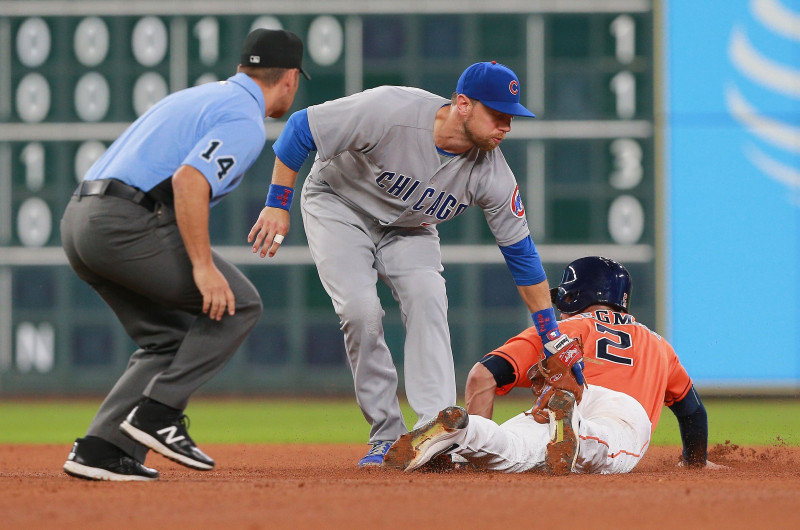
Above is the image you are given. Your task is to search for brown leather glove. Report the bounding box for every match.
[527,338,586,424]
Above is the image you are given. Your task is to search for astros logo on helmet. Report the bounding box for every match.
[509,80,519,95]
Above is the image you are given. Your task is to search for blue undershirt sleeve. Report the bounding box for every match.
[498,236,547,286]
[272,109,316,172]
[478,354,516,388]
[668,385,708,466]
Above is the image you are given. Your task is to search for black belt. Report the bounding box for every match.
[74,179,157,212]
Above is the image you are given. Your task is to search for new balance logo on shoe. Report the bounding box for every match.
[157,425,186,444]
[120,404,215,471]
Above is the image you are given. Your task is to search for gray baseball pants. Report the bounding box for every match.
[60,193,262,462]
[301,178,457,443]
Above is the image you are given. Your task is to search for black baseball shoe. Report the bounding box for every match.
[62,436,159,482]
[120,399,215,471]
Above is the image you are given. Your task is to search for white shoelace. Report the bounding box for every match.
[366,441,392,456]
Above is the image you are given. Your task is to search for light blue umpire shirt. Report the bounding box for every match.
[84,72,267,207]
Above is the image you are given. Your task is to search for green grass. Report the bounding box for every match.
[652,398,800,446]
[0,397,798,446]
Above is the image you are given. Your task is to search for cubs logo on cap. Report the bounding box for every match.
[456,61,535,117]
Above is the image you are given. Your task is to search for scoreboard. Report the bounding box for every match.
[0,0,657,395]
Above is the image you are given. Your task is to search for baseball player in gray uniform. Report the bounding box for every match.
[60,29,309,481]
[249,61,584,467]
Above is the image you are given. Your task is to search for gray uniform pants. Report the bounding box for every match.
[301,179,457,443]
[60,194,262,462]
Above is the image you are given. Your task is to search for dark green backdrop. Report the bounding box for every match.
[0,3,656,395]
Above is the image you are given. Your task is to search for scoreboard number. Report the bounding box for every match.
[21,142,45,191]
[74,72,110,122]
[609,139,643,190]
[132,16,168,67]
[74,141,107,182]
[193,17,220,66]
[16,17,50,67]
[15,73,50,123]
[610,14,636,65]
[610,70,636,120]
[74,17,109,67]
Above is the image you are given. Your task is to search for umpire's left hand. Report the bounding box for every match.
[193,263,236,320]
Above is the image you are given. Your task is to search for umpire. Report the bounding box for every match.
[61,29,309,482]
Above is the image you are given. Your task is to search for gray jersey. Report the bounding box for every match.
[306,86,530,246]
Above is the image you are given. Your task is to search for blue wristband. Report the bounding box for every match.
[531,307,560,342]
[265,184,293,210]
[533,307,585,385]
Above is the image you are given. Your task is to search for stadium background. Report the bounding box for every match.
[0,0,796,397]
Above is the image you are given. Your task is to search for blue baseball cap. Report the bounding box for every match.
[456,61,535,118]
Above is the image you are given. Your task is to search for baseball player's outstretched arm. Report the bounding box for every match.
[249,158,298,258]
[497,238,585,385]
[173,165,235,321]
[516,280,553,314]
[250,109,316,258]
[520,282,584,376]
[669,385,711,467]
[517,281,586,386]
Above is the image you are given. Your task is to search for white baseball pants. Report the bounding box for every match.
[455,385,652,474]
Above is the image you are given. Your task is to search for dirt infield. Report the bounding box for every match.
[2,443,799,529]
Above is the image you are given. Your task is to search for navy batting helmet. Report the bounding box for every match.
[550,256,632,314]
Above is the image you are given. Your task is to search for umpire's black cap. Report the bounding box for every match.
[240,29,311,80]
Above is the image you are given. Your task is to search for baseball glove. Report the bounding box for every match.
[527,337,586,424]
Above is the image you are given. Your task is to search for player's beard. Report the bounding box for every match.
[463,118,501,152]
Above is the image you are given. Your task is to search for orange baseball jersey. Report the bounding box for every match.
[490,310,693,432]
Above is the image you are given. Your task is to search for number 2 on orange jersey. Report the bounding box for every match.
[594,323,633,365]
